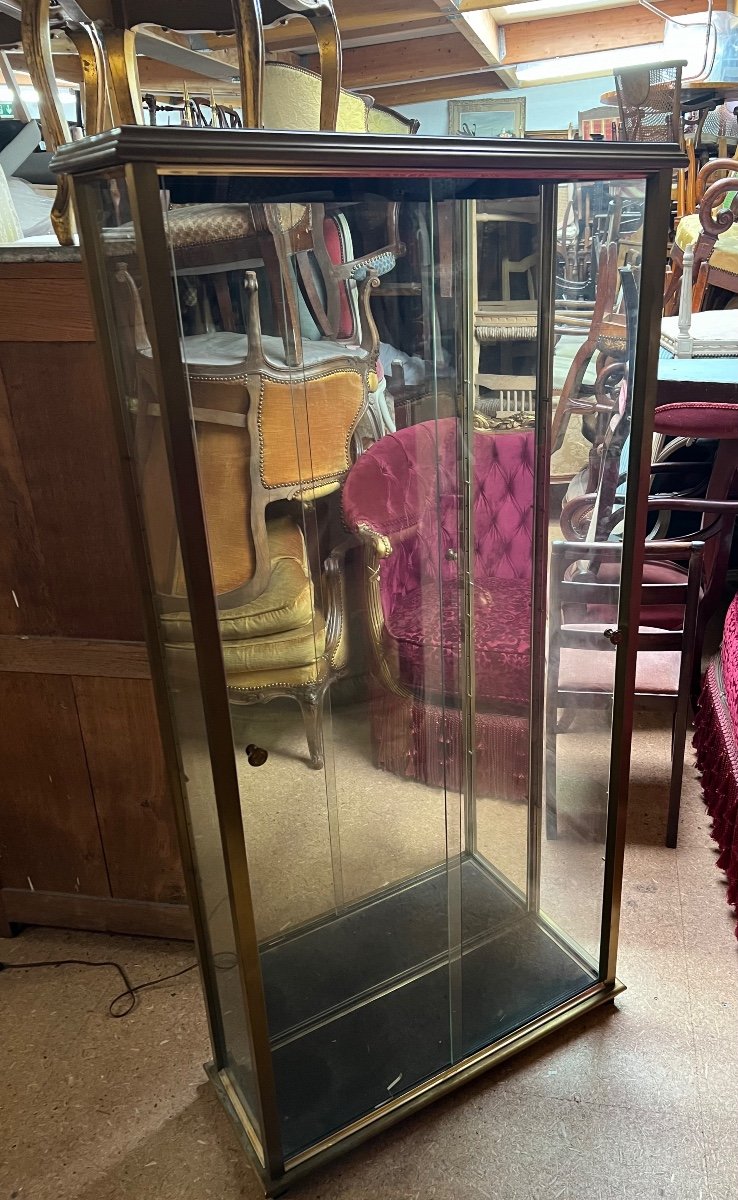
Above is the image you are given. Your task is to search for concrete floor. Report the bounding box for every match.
[2,713,738,1200]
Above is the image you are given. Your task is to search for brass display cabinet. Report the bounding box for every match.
[54,129,680,1194]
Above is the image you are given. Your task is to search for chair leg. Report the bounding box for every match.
[20,0,75,245]
[666,699,690,849]
[309,3,342,132]
[104,27,144,125]
[298,687,325,771]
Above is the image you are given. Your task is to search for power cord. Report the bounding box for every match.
[0,957,198,1018]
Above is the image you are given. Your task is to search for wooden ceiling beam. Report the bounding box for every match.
[501,0,726,65]
[262,0,441,50]
[305,31,488,89]
[373,70,505,106]
[6,51,241,95]
[431,0,504,66]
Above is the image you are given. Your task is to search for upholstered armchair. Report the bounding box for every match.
[115,255,370,769]
[342,418,535,801]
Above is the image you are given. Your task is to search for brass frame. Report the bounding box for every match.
[56,128,683,1196]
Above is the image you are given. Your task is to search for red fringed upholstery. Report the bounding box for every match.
[370,690,530,801]
[693,595,738,936]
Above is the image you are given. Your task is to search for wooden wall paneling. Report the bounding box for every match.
[0,635,151,677]
[0,264,95,343]
[73,675,186,906]
[1,890,193,939]
[0,672,110,896]
[0,360,58,636]
[0,340,145,641]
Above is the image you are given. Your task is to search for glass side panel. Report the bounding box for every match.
[78,163,650,1161]
[542,178,647,963]
[78,176,264,1156]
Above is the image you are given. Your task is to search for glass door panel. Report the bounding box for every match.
[542,178,647,963]
[158,178,465,1158]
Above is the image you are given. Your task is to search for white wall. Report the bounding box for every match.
[398,76,614,136]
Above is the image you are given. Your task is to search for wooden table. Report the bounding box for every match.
[657,355,738,405]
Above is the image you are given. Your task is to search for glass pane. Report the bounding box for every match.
[543,178,647,961]
[80,176,264,1153]
[161,179,462,1158]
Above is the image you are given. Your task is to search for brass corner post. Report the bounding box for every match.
[598,167,675,985]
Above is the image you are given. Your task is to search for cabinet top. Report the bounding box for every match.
[52,126,684,182]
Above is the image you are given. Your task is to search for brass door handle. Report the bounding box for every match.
[603,628,623,646]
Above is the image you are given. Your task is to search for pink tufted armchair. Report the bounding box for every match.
[342,418,534,801]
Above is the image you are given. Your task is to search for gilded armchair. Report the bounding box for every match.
[112,209,380,768]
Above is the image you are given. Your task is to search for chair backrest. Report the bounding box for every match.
[614,62,683,144]
[342,419,535,612]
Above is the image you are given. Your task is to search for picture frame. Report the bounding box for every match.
[448,96,526,139]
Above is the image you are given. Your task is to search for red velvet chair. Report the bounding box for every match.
[342,418,534,801]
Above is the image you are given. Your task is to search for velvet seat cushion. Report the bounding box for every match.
[386,578,531,707]
[654,401,738,441]
[163,516,324,669]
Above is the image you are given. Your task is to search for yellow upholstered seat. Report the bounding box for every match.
[675,212,738,281]
[262,62,417,135]
[163,517,315,644]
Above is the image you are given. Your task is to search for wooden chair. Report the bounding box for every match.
[668,156,738,306]
[548,268,738,847]
[546,537,705,847]
[20,0,341,242]
[614,61,683,145]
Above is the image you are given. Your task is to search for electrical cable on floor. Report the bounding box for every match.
[0,957,198,1017]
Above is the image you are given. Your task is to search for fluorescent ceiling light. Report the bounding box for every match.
[493,0,632,16]
[516,41,666,82]
[504,0,593,11]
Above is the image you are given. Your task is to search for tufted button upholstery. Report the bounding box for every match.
[343,419,535,708]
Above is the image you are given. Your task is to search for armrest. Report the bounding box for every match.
[696,158,738,204]
[347,522,411,698]
[697,176,738,242]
